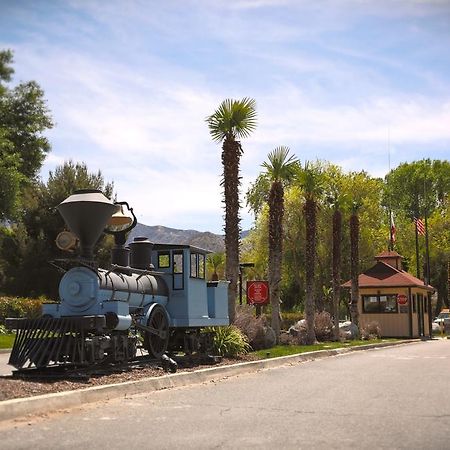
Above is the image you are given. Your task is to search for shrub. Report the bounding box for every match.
[314,311,334,341]
[210,325,251,357]
[361,321,381,340]
[0,296,45,325]
[0,324,8,335]
[234,305,274,350]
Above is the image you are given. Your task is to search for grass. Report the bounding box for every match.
[0,334,15,349]
[253,339,397,359]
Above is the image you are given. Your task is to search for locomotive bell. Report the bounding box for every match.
[108,205,133,227]
[57,189,118,260]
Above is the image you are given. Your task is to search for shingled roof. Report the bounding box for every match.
[342,259,434,292]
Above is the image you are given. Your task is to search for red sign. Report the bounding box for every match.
[247,281,270,305]
[397,294,408,305]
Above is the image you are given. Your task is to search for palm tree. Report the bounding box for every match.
[330,195,342,341]
[207,252,225,281]
[206,98,257,322]
[349,201,361,329]
[262,146,298,342]
[298,162,323,344]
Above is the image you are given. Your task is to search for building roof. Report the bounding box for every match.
[374,250,403,259]
[342,261,434,291]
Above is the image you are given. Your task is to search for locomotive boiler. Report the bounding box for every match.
[7,189,229,369]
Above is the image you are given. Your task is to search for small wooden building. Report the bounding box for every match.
[342,251,434,338]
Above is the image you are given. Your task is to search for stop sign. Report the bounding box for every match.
[246,281,270,305]
[397,294,408,305]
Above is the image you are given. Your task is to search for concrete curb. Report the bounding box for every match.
[0,340,416,421]
[0,349,11,354]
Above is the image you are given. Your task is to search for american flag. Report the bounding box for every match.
[390,212,396,243]
[414,217,425,236]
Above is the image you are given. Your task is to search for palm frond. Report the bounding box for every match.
[206,97,257,142]
[262,146,298,182]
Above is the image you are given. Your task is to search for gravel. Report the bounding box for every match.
[0,354,257,402]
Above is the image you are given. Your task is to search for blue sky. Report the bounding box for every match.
[1,0,449,233]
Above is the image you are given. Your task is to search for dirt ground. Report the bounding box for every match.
[0,354,257,402]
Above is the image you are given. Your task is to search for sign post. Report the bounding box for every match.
[247,280,270,316]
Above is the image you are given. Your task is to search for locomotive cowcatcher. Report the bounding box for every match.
[6,189,229,369]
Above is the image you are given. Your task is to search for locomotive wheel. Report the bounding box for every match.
[144,305,169,358]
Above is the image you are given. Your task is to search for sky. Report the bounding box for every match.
[1,0,449,234]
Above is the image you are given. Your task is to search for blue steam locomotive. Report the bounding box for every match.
[7,189,229,369]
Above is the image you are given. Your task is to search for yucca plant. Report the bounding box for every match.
[210,325,251,357]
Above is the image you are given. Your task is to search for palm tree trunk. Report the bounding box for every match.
[269,181,283,343]
[350,212,360,329]
[332,208,342,340]
[222,135,242,323]
[305,197,317,344]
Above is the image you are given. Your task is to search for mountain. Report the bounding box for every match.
[127,223,225,253]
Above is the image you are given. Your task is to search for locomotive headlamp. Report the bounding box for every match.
[55,230,78,252]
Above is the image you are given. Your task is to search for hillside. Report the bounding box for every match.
[127,223,225,253]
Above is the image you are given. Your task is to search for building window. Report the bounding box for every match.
[362,294,398,314]
[412,294,416,313]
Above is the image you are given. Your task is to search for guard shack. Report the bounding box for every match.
[342,251,434,338]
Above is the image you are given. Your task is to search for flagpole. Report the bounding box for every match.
[424,180,431,285]
[415,217,420,279]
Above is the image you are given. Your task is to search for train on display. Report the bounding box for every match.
[6,189,229,370]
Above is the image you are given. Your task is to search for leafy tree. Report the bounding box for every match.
[0,49,53,220]
[206,98,257,322]
[2,161,114,298]
[261,146,298,341]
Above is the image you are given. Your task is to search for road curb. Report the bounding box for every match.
[0,339,416,421]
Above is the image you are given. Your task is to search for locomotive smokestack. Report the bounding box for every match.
[57,189,118,260]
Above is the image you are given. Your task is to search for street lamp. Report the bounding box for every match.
[239,262,255,305]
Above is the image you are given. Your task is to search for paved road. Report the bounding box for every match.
[0,351,12,375]
[1,339,450,449]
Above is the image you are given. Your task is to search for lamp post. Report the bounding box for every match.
[239,262,255,305]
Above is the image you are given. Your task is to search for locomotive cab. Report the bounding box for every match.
[149,243,229,327]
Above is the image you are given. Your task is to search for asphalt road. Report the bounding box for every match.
[0,351,12,375]
[1,339,450,449]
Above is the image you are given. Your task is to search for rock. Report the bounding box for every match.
[339,321,359,339]
[264,326,277,348]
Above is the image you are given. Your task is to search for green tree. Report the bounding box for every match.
[0,49,53,220]
[206,98,257,322]
[261,146,298,341]
[2,161,114,298]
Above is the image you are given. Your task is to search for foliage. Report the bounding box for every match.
[360,321,382,340]
[210,325,251,357]
[0,296,45,325]
[206,97,257,323]
[206,97,257,143]
[314,311,334,341]
[1,161,114,298]
[206,252,225,281]
[234,305,273,350]
[0,49,53,221]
